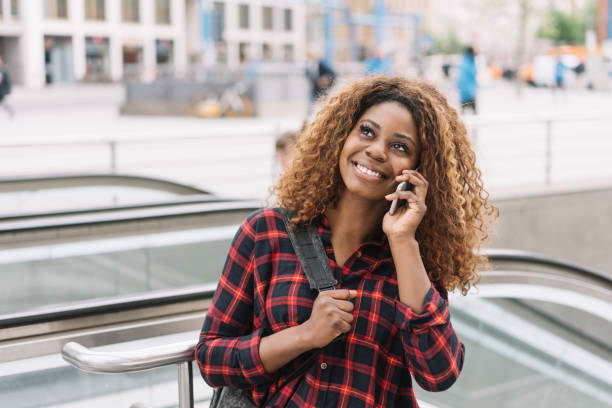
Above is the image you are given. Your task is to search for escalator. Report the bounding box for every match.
[1,177,610,407]
[0,193,258,408]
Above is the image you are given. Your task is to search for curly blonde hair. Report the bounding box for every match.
[273,76,497,294]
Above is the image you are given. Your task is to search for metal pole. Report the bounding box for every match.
[178,361,194,408]
[109,141,117,173]
[545,120,552,185]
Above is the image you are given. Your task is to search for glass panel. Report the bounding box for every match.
[155,0,170,24]
[0,185,182,215]
[85,0,105,21]
[122,45,143,79]
[10,0,18,19]
[262,6,273,30]
[262,43,272,61]
[85,36,110,82]
[212,2,225,42]
[44,36,75,84]
[155,39,174,76]
[238,4,249,29]
[414,297,612,407]
[0,231,234,314]
[122,0,139,23]
[0,334,214,408]
[284,8,292,31]
[45,0,68,19]
[238,42,249,64]
[283,44,294,62]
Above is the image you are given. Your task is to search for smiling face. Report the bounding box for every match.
[338,101,421,202]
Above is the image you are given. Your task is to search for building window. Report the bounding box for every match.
[262,43,272,61]
[238,42,249,63]
[85,36,111,82]
[283,44,294,62]
[238,4,249,29]
[262,6,273,30]
[212,2,225,42]
[155,0,170,24]
[284,9,292,31]
[122,0,139,23]
[44,36,75,84]
[122,45,143,79]
[0,2,3,19]
[216,42,228,64]
[10,0,18,19]
[156,39,174,76]
[45,0,68,19]
[85,0,105,21]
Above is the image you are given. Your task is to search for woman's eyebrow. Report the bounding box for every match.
[393,132,416,147]
[363,119,380,129]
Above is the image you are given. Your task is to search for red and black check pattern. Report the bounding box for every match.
[195,209,464,407]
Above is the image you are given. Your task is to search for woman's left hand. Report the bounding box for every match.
[382,169,428,239]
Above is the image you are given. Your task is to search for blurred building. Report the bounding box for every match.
[0,0,187,87]
[597,0,612,41]
[305,0,433,72]
[189,0,307,70]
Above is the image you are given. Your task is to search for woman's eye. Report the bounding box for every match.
[360,124,374,138]
[391,142,409,153]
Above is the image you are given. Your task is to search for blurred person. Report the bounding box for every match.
[555,56,567,89]
[457,47,478,114]
[520,62,535,87]
[306,51,336,114]
[441,59,452,79]
[0,57,15,119]
[365,48,392,76]
[196,76,497,407]
[275,130,299,171]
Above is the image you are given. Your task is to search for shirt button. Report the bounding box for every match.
[320,362,328,370]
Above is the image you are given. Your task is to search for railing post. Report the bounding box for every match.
[109,141,117,173]
[545,120,552,185]
[178,361,194,408]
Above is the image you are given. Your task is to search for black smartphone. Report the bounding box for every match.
[388,167,420,215]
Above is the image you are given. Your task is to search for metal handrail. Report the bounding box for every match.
[0,193,231,221]
[62,340,196,408]
[0,200,262,232]
[0,173,211,195]
[483,248,611,283]
[62,340,195,373]
[0,283,217,329]
[59,249,612,408]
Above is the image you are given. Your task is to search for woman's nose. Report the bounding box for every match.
[365,140,387,162]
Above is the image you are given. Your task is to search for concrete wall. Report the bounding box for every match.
[488,184,612,277]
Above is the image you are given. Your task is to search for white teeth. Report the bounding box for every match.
[356,163,383,178]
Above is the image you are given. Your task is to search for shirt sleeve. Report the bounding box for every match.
[394,285,465,392]
[194,212,274,388]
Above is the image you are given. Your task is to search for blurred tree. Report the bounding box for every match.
[537,7,588,45]
[584,0,597,31]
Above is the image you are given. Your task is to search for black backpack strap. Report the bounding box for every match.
[280,209,337,292]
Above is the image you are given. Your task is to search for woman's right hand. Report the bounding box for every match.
[301,289,358,349]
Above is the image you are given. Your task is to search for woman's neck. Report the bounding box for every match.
[326,194,387,245]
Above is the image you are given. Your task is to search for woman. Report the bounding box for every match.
[196,76,497,407]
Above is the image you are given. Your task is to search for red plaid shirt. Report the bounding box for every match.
[196,208,464,407]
